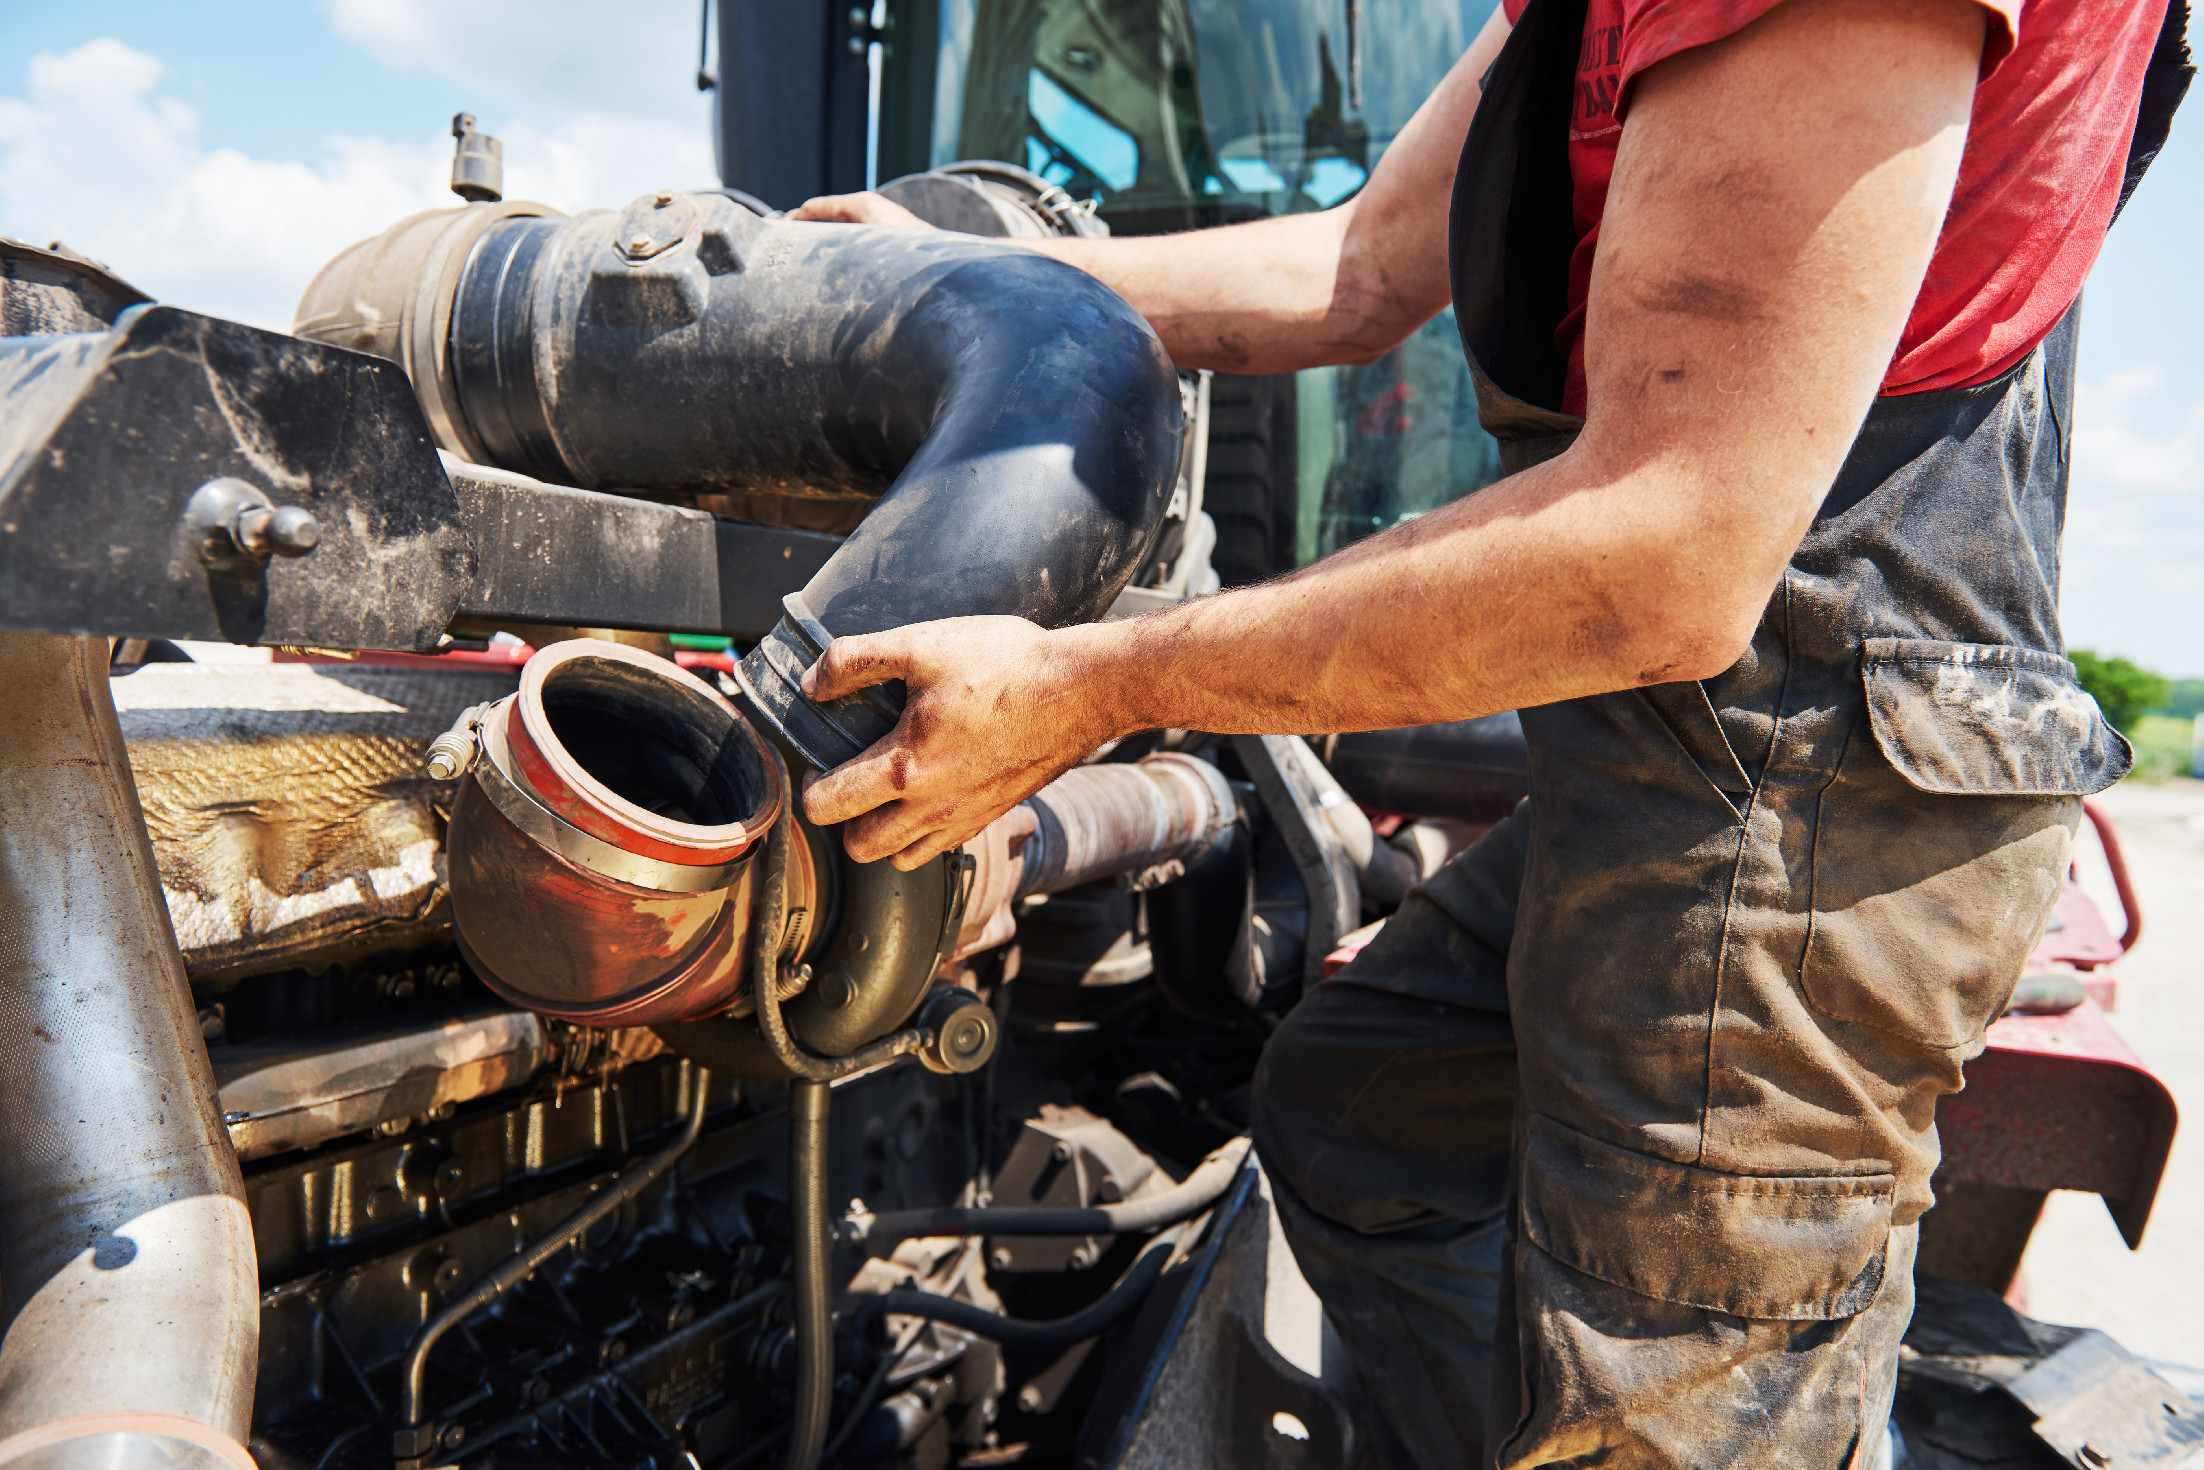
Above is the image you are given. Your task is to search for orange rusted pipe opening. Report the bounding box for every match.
[447,640,814,1027]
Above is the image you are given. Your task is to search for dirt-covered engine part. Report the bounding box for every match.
[876,162,1111,241]
[113,659,522,979]
[997,755,1237,900]
[292,192,1185,775]
[441,639,791,1028]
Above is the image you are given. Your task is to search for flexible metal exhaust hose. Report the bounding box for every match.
[1011,752,1237,899]
[850,1137,1252,1246]
[0,635,258,1469]
[296,196,1183,773]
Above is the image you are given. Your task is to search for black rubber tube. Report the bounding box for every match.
[440,202,1183,770]
[879,1244,1173,1349]
[785,1077,834,1470]
[852,1137,1251,1246]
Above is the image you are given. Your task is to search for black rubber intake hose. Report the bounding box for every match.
[880,1242,1174,1349]
[434,197,1183,770]
[848,1137,1251,1246]
[785,1078,833,1470]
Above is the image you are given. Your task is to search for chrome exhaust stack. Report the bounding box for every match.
[0,634,259,1470]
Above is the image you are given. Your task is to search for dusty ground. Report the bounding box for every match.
[2010,775,2204,1372]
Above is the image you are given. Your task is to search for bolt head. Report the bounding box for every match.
[434,1258,465,1292]
[1017,1384,1045,1413]
[263,505,321,556]
[989,1247,1014,1271]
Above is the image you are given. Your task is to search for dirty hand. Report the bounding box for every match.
[798,616,1121,869]
[786,191,932,228]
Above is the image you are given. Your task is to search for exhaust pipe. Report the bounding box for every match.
[440,639,958,1067]
[443,639,794,1029]
[0,634,258,1469]
[296,192,1184,770]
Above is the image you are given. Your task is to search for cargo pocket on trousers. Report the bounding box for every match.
[1798,639,2128,1048]
[1523,1115,1896,1320]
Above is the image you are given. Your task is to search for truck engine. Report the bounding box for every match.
[0,153,1533,1470]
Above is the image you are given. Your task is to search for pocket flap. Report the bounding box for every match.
[1523,1116,1895,1321]
[1861,639,2131,796]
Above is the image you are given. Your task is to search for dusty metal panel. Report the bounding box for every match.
[1088,1163,1355,1470]
[0,307,473,651]
[215,1007,550,1160]
[443,457,838,642]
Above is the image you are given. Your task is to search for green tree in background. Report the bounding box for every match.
[2157,678,2204,721]
[2070,650,2172,736]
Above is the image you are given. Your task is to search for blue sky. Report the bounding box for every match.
[2,2,2197,675]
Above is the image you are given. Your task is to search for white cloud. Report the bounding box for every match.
[2060,365,2204,676]
[0,25,715,333]
[2074,366,2204,494]
[323,0,710,125]
[316,0,718,215]
[0,40,451,329]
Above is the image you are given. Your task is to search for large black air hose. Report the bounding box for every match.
[298,193,1185,771]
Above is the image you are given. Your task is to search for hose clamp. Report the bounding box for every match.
[472,703,745,894]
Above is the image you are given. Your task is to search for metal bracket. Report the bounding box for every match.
[1230,735,1360,996]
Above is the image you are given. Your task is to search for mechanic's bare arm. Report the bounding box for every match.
[790,9,1511,373]
[802,0,1986,868]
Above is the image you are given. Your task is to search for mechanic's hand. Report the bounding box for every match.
[787,191,932,228]
[798,616,1118,869]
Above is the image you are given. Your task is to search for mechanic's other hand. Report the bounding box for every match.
[799,617,1115,870]
[787,191,932,228]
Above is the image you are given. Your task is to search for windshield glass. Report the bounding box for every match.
[931,0,1492,223]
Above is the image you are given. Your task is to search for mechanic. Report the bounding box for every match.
[789,0,2188,1462]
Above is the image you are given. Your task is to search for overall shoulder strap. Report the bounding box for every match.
[1448,0,1589,424]
[2117,0,2192,220]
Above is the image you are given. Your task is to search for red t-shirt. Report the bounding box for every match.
[1495,0,2168,416]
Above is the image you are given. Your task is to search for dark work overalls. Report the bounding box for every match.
[1251,0,2189,1463]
